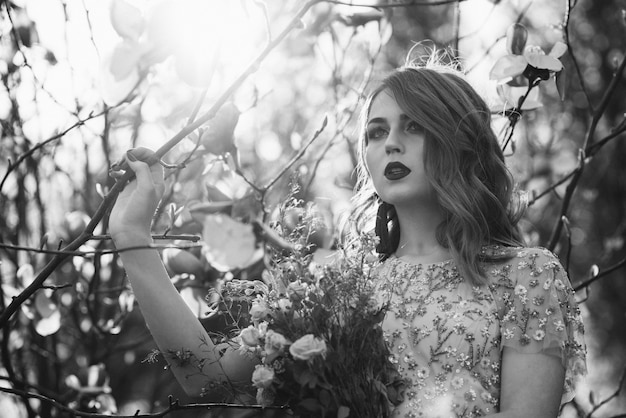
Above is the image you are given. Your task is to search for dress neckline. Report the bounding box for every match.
[388,253,455,268]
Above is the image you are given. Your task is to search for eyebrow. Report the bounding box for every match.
[367,114,411,126]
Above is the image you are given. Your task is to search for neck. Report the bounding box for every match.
[392,201,450,263]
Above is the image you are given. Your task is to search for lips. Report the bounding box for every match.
[384,162,411,180]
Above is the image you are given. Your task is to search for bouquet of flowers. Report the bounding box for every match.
[221,226,405,417]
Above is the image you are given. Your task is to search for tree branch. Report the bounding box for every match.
[324,0,467,7]
[0,0,322,329]
[0,386,287,418]
[574,256,626,292]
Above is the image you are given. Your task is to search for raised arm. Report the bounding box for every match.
[109,148,256,399]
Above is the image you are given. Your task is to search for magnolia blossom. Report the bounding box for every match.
[490,42,567,84]
[200,214,259,272]
[103,0,175,105]
[489,23,567,112]
[251,365,275,389]
[289,334,327,361]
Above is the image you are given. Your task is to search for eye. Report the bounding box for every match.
[406,120,423,134]
[366,126,388,143]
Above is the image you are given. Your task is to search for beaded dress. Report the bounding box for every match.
[375,246,586,418]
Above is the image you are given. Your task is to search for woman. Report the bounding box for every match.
[349,63,586,417]
[110,60,586,417]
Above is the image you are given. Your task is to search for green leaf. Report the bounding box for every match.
[337,406,350,418]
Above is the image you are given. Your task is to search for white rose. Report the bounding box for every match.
[239,325,261,347]
[264,330,290,357]
[289,334,327,361]
[277,298,293,311]
[251,365,275,389]
[249,301,269,321]
[287,281,307,301]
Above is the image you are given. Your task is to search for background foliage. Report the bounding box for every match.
[0,0,625,416]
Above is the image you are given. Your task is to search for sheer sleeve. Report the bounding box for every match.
[498,247,586,404]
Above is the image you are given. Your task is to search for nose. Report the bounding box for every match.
[385,129,403,155]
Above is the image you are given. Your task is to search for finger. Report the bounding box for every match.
[128,148,165,195]
[127,147,160,165]
[111,147,160,180]
[148,158,165,196]
[126,152,161,198]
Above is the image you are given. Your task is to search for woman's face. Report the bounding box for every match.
[364,90,437,208]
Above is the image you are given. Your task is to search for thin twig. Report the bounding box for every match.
[261,115,328,192]
[583,55,626,150]
[529,123,626,207]
[0,241,202,257]
[89,234,201,242]
[0,386,287,418]
[0,110,108,193]
[547,150,585,250]
[539,55,626,245]
[574,256,626,292]
[0,0,322,329]
[324,0,467,7]
[586,367,626,418]
[563,0,593,113]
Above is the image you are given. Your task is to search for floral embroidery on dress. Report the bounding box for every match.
[375,246,586,418]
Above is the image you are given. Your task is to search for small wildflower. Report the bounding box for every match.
[533,330,546,341]
[519,334,531,346]
[167,348,193,366]
[464,389,477,402]
[543,278,553,290]
[416,367,430,379]
[451,376,465,389]
[142,349,161,364]
[481,391,493,402]
[514,285,527,296]
[423,388,436,400]
[553,320,565,332]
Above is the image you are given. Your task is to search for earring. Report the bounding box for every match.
[375,202,391,256]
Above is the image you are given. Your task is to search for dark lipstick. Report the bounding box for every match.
[384,162,411,180]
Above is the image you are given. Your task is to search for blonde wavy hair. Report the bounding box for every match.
[347,53,525,285]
